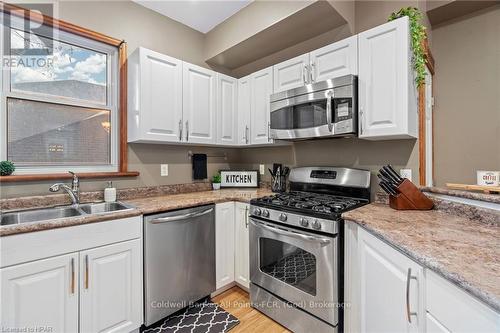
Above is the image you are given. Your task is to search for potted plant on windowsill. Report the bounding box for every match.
[212,173,221,190]
[0,161,15,176]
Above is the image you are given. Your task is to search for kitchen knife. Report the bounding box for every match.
[379,181,398,196]
[385,165,404,183]
[379,168,401,186]
[377,173,398,187]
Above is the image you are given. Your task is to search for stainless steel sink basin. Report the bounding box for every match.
[0,201,134,227]
[1,206,83,226]
[79,202,133,214]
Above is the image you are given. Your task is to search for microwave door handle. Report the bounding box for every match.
[326,90,334,132]
[250,219,331,245]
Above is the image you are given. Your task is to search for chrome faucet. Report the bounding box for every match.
[49,171,80,205]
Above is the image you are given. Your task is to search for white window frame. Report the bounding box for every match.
[0,14,119,174]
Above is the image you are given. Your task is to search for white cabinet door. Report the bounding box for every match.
[237,75,251,145]
[250,67,273,145]
[80,239,142,333]
[358,227,423,333]
[183,62,217,144]
[358,16,417,140]
[234,202,250,288]
[273,53,309,93]
[215,203,236,289]
[310,35,358,83]
[0,253,79,333]
[128,47,183,143]
[217,74,238,145]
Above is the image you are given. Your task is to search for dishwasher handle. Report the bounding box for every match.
[149,207,214,224]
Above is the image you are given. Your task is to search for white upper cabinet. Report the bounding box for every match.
[358,16,418,140]
[182,62,218,144]
[128,47,183,143]
[217,74,238,145]
[1,253,79,333]
[237,75,251,145]
[250,67,273,145]
[80,239,142,333]
[310,35,358,83]
[273,54,309,93]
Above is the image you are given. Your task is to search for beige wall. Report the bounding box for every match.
[431,5,500,186]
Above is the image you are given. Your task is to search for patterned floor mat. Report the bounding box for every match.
[143,302,239,333]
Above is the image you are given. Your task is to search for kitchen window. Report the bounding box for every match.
[0,6,133,179]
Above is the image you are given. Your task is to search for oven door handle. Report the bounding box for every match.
[250,219,331,245]
[326,89,334,132]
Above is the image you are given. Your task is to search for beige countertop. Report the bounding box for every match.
[0,188,273,237]
[343,203,500,312]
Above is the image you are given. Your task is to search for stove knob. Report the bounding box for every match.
[262,209,270,218]
[279,213,288,222]
[312,220,322,230]
[299,218,309,227]
[253,208,262,216]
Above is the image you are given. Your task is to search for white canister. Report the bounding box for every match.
[476,171,500,186]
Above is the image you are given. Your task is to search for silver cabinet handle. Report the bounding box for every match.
[178,119,183,141]
[326,89,334,132]
[309,62,315,83]
[303,65,308,84]
[359,107,364,135]
[185,120,189,141]
[150,207,214,224]
[245,125,249,144]
[70,257,75,294]
[84,255,89,289]
[245,206,249,228]
[406,268,418,323]
[250,218,331,245]
[267,121,271,142]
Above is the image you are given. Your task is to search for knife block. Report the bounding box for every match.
[389,179,434,210]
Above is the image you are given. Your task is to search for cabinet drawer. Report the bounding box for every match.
[426,270,499,332]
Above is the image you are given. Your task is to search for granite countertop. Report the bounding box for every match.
[421,186,500,204]
[0,188,273,237]
[343,203,500,312]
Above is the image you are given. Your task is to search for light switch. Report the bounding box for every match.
[161,164,169,176]
[259,164,265,175]
[400,168,412,181]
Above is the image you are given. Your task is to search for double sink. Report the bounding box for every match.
[1,202,134,226]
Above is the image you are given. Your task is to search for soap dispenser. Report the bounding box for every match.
[104,181,116,202]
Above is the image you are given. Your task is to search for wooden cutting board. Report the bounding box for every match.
[446,183,500,194]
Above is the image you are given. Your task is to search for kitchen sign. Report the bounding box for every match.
[220,170,259,188]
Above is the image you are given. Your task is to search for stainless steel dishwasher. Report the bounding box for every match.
[144,204,215,326]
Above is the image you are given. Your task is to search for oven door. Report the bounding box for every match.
[249,218,338,325]
[270,86,355,140]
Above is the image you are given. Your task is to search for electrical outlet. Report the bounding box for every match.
[259,164,265,175]
[160,164,169,176]
[400,168,412,181]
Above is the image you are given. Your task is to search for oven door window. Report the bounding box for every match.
[270,101,327,130]
[259,237,317,296]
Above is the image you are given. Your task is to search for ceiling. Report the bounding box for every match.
[133,0,253,33]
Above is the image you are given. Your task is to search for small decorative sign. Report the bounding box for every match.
[477,171,500,186]
[220,170,259,188]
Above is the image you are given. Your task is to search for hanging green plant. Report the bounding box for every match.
[388,7,427,87]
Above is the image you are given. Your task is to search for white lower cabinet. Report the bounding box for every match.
[0,217,143,333]
[234,202,250,288]
[215,202,235,289]
[345,222,500,333]
[357,226,423,333]
[215,202,250,291]
[80,239,142,333]
[1,253,79,333]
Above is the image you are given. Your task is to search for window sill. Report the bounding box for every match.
[0,171,140,183]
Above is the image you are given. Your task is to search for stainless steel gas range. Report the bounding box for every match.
[249,167,371,333]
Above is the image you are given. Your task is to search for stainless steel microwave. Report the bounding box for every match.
[269,75,357,140]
